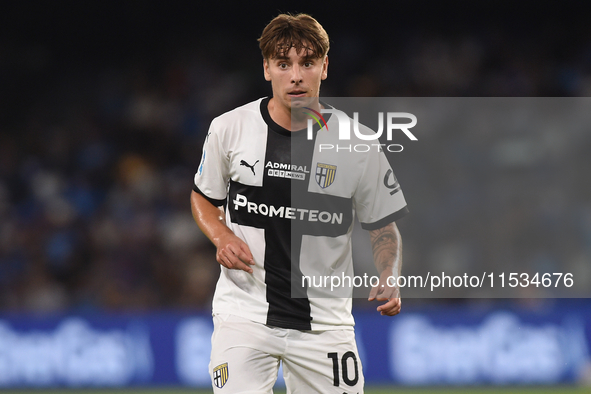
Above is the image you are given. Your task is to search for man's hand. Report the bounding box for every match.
[368,269,401,316]
[191,191,255,274]
[214,232,255,274]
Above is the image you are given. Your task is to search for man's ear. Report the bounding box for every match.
[321,55,329,80]
[263,59,271,81]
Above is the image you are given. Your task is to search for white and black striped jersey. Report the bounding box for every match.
[194,97,408,331]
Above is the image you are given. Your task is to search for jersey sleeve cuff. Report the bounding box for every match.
[360,206,409,231]
[193,184,227,207]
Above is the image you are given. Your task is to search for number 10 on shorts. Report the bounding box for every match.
[327,352,359,387]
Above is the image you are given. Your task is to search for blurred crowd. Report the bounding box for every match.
[1,3,591,312]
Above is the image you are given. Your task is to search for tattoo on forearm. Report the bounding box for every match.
[369,224,400,273]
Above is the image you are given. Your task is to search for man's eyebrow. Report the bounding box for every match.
[301,55,319,61]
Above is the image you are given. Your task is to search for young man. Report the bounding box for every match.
[191,13,408,393]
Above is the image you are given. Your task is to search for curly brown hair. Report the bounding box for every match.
[258,13,329,60]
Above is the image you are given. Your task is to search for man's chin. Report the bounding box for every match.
[289,96,318,109]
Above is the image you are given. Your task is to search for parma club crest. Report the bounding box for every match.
[315,163,337,188]
[213,362,229,388]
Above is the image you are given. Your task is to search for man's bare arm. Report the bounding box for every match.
[370,222,402,278]
[191,191,255,273]
[367,222,403,316]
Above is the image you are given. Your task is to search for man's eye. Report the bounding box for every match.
[279,63,288,69]
[304,62,312,67]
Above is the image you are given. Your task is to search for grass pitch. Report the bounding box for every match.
[1,386,589,394]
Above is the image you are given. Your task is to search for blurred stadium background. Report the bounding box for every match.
[1,0,591,392]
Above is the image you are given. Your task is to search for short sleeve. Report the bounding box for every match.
[193,119,230,207]
[353,150,408,230]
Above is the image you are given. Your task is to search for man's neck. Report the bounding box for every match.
[267,98,322,132]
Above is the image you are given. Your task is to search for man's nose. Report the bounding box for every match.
[291,65,303,84]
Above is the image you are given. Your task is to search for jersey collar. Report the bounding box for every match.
[260,97,332,137]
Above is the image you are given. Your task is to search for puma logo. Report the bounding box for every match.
[240,159,259,176]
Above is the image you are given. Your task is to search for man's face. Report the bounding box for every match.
[263,45,328,111]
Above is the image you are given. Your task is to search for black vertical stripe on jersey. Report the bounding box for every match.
[263,97,313,330]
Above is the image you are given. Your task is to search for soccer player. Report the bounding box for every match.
[191,13,408,393]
